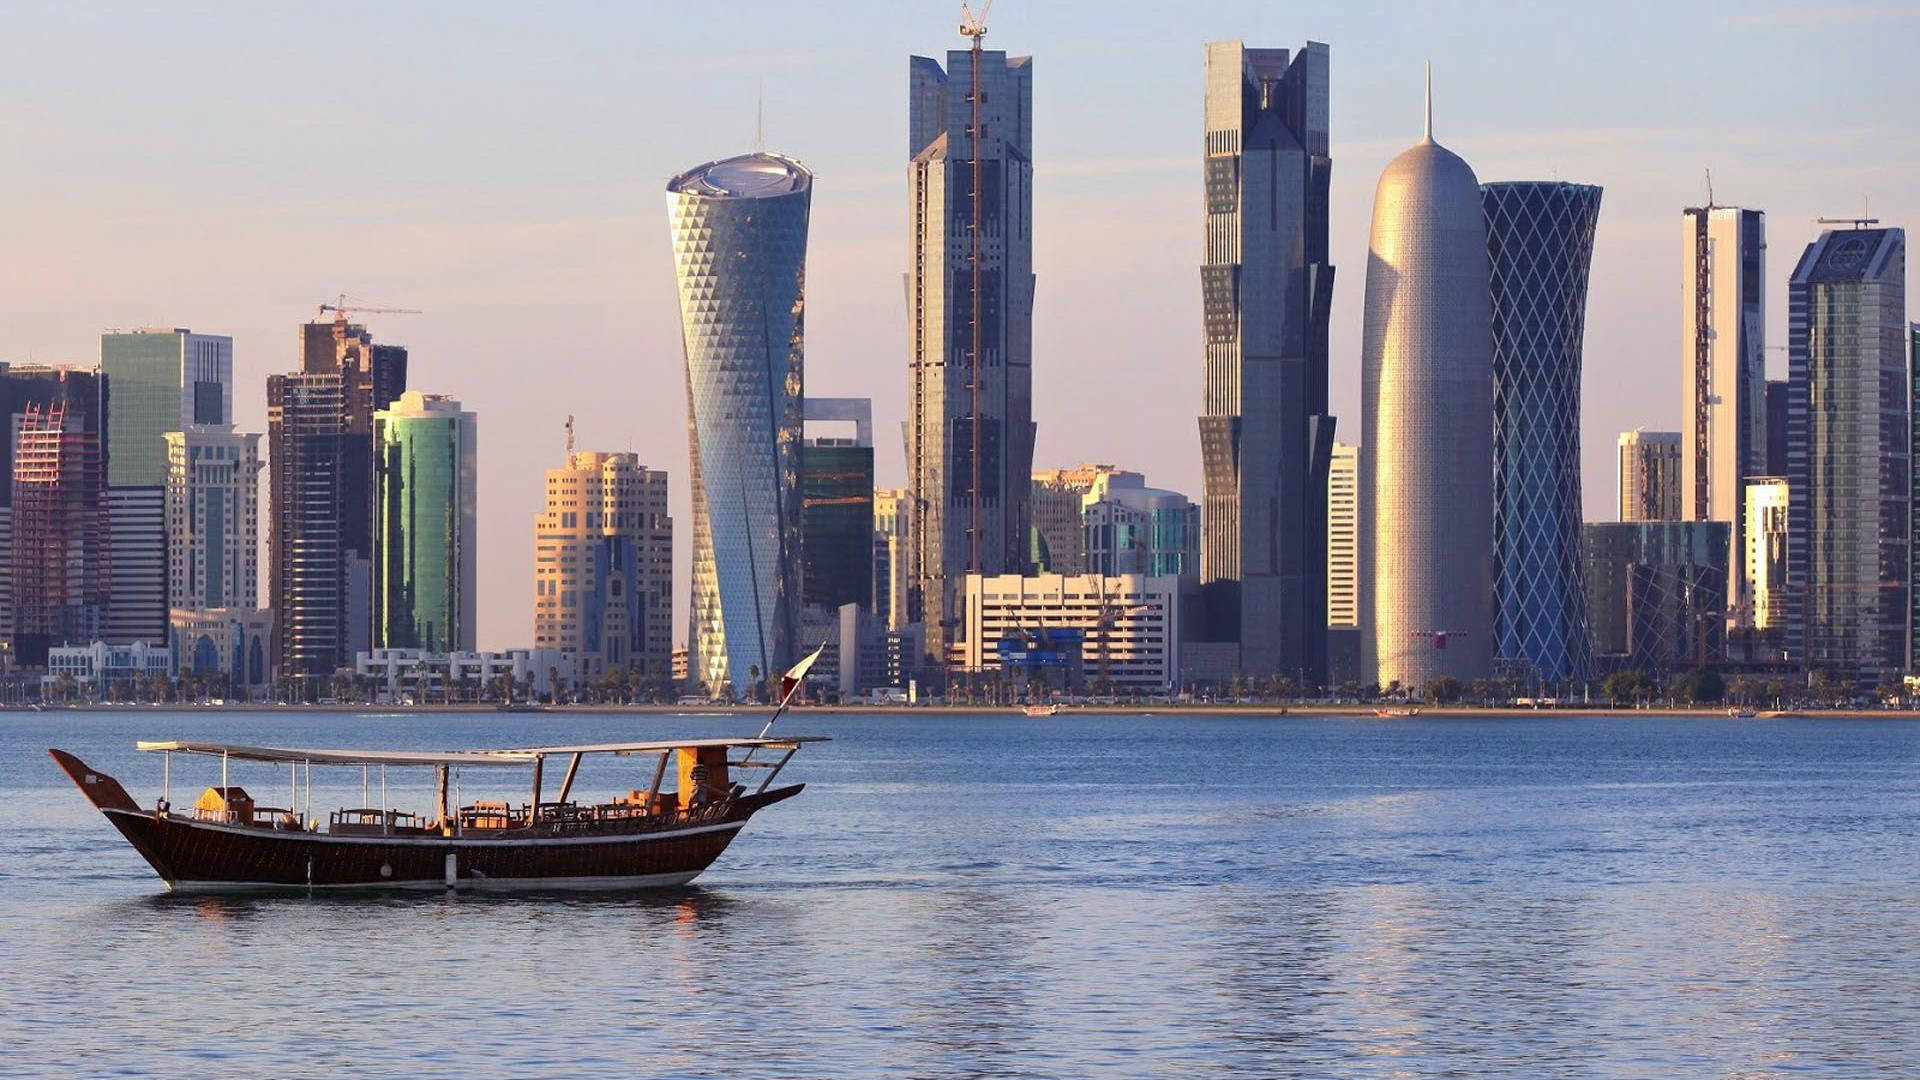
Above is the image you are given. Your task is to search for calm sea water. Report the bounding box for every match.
[1,709,1916,1077]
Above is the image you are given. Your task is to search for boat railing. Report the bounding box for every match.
[191,804,304,829]
[327,808,429,835]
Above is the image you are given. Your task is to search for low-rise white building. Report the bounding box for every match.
[962,573,1185,692]
[353,648,575,702]
[46,640,172,692]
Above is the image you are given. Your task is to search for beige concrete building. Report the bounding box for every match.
[532,451,672,685]
[873,487,910,630]
[1326,443,1359,627]
[1744,477,1789,631]
[961,572,1183,692]
[1030,464,1140,575]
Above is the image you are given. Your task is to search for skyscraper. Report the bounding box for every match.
[1081,472,1200,578]
[1484,180,1601,687]
[164,426,261,610]
[907,38,1036,668]
[268,316,409,686]
[533,449,672,685]
[1618,430,1682,522]
[1198,40,1335,686]
[1787,226,1907,680]
[11,401,107,663]
[1681,206,1765,609]
[1745,477,1788,633]
[1912,324,1920,671]
[99,328,232,485]
[1583,521,1729,674]
[373,391,477,653]
[1765,379,1789,478]
[0,366,103,655]
[1326,443,1358,629]
[873,488,910,631]
[669,151,810,698]
[267,372,347,684]
[802,398,875,614]
[100,329,228,650]
[1361,78,1495,689]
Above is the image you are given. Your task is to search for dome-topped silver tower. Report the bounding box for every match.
[1361,72,1496,689]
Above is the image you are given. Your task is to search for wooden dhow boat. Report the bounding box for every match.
[51,652,827,893]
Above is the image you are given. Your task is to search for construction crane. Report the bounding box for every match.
[1816,196,1878,230]
[959,0,992,576]
[316,294,422,324]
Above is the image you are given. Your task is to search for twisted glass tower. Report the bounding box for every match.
[1484,181,1601,688]
[1361,81,1495,689]
[669,152,810,698]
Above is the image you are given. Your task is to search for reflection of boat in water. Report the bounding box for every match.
[50,649,828,893]
[1022,704,1059,718]
[1373,707,1421,717]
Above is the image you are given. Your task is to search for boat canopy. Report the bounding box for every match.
[134,736,828,768]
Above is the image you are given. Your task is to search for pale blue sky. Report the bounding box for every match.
[2,1,1915,649]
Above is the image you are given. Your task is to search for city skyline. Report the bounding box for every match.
[1,3,1915,651]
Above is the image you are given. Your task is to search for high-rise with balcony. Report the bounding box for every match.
[373,392,477,654]
[1361,79,1495,689]
[1618,430,1681,522]
[1681,206,1765,610]
[533,450,672,685]
[0,365,103,656]
[1484,180,1601,687]
[10,401,106,665]
[267,317,408,686]
[1787,226,1907,680]
[1198,40,1335,686]
[669,151,810,698]
[164,426,261,611]
[1326,443,1358,628]
[906,39,1036,668]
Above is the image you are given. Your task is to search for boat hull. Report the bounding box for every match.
[52,749,800,893]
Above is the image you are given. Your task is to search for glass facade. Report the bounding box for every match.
[100,329,231,487]
[373,392,477,654]
[1484,181,1601,687]
[907,48,1036,666]
[1198,40,1334,683]
[802,441,875,613]
[1786,228,1907,681]
[1583,522,1728,674]
[165,427,261,610]
[669,152,810,697]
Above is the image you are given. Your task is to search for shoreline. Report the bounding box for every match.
[5,702,1918,720]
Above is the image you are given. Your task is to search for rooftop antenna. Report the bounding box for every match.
[1423,63,1433,142]
[754,80,764,153]
[563,414,575,455]
[959,0,993,575]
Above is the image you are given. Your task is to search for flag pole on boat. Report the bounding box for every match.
[758,644,826,739]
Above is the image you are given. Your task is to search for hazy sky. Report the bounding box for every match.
[2,1,1915,650]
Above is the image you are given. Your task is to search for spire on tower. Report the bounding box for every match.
[1423,63,1433,143]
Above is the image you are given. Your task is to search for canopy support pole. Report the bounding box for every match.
[529,755,544,826]
[555,752,583,804]
[435,765,450,834]
[755,746,798,794]
[643,751,669,814]
[221,749,228,794]
[162,751,170,808]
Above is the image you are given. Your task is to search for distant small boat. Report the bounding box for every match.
[1728,707,1757,718]
[1373,707,1420,717]
[1021,704,1059,718]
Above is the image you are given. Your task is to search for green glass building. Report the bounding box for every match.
[100,329,231,486]
[373,391,476,652]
